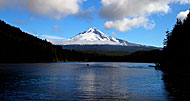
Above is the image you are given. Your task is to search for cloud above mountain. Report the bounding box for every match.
[0,0,190,32]
[104,17,149,32]
[100,0,190,32]
[0,0,84,19]
[100,0,169,20]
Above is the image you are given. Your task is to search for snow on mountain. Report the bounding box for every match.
[68,28,118,42]
[51,27,142,46]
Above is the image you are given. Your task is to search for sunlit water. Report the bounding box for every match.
[0,62,173,100]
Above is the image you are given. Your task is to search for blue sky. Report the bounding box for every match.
[0,0,190,47]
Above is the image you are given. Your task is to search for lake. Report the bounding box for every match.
[0,62,173,100]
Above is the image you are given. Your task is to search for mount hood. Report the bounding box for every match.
[51,28,142,46]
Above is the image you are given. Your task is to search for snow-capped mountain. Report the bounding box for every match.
[53,27,141,46]
[49,28,159,54]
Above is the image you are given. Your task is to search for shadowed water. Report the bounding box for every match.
[0,62,173,100]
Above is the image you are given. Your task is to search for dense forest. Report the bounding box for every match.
[160,12,190,99]
[0,20,88,63]
[161,12,190,72]
[62,45,158,56]
[0,19,161,63]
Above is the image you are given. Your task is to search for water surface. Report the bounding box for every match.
[0,62,173,100]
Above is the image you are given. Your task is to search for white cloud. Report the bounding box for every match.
[0,0,84,19]
[100,0,190,32]
[39,34,65,40]
[144,20,155,30]
[1,0,190,32]
[100,0,170,20]
[0,0,18,9]
[175,0,190,4]
[23,0,83,19]
[177,10,190,21]
[105,17,150,32]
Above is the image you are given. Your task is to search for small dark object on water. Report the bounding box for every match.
[149,63,160,70]
[87,64,89,66]
[149,65,156,67]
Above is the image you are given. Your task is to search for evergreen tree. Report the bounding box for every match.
[161,12,190,72]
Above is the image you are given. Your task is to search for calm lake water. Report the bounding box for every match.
[0,62,173,100]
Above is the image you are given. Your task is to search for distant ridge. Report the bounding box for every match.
[62,45,159,55]
[47,27,159,55]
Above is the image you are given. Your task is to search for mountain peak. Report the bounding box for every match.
[87,27,97,31]
[81,27,103,36]
[54,28,142,46]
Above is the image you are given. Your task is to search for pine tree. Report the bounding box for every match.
[161,12,190,72]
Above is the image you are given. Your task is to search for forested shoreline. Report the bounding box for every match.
[160,11,190,99]
[0,20,161,63]
[0,20,86,63]
[1,11,190,99]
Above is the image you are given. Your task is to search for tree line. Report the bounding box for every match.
[160,11,190,72]
[160,11,190,99]
[0,20,88,63]
[0,19,162,63]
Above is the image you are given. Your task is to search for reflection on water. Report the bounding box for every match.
[0,62,173,100]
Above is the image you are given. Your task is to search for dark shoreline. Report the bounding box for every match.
[162,71,190,100]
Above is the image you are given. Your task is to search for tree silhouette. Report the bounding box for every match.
[0,20,88,62]
[0,19,162,63]
[161,12,190,99]
[161,12,190,72]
